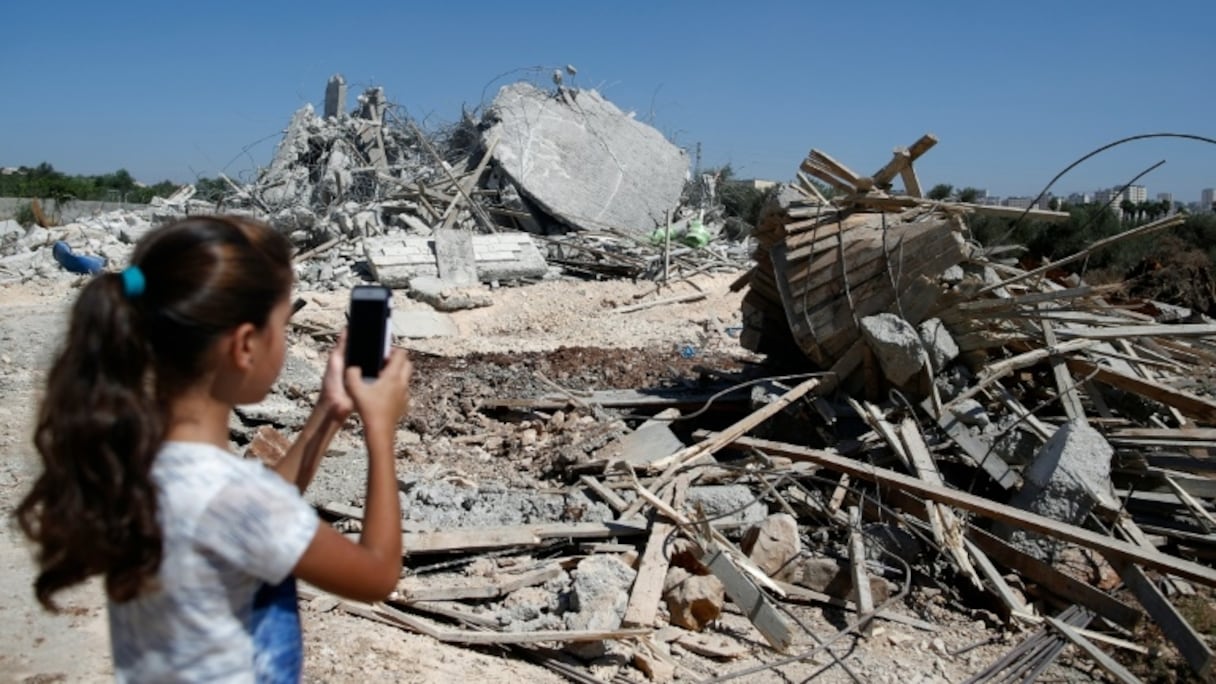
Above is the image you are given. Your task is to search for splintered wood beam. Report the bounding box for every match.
[1066,357,1216,424]
[848,506,874,636]
[1041,317,1087,422]
[723,434,1216,587]
[871,149,912,189]
[1114,559,1212,678]
[622,477,689,628]
[1045,616,1142,684]
[700,537,794,651]
[807,149,863,188]
[905,133,939,161]
[799,158,855,194]
[900,164,923,198]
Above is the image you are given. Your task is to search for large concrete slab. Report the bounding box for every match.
[365,232,547,287]
[484,82,688,235]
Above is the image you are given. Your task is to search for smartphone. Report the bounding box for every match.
[345,285,393,379]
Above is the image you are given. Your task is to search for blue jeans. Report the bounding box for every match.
[251,576,302,683]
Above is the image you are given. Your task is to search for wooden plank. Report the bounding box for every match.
[1055,323,1216,341]
[905,134,939,161]
[622,477,688,628]
[1166,476,1216,532]
[403,521,647,554]
[965,527,1140,629]
[899,164,922,198]
[1044,616,1142,684]
[579,475,629,513]
[725,434,1216,587]
[1114,560,1212,678]
[871,148,911,188]
[1041,317,1087,422]
[377,604,651,644]
[395,564,562,601]
[645,376,821,479]
[848,506,874,636]
[926,401,1021,489]
[959,203,1072,224]
[804,149,862,188]
[1067,357,1216,424]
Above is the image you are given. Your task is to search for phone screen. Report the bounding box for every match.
[346,296,390,377]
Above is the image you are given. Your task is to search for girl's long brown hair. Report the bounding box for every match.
[15,216,293,610]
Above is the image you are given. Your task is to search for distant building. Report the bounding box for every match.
[1066,192,1091,205]
[1202,188,1216,212]
[0,167,18,175]
[1124,184,1147,204]
[1003,196,1036,210]
[1157,192,1174,213]
[1093,187,1126,214]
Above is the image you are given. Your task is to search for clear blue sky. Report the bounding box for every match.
[2,0,1214,203]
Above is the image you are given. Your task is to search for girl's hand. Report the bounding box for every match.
[321,332,355,422]
[343,348,413,438]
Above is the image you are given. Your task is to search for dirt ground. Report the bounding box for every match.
[0,271,1105,683]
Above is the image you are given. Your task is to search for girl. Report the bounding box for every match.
[15,215,412,682]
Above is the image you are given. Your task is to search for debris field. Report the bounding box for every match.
[3,75,1216,683]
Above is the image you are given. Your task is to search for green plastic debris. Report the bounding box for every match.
[682,219,710,248]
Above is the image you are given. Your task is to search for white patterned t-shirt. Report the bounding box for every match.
[108,441,319,683]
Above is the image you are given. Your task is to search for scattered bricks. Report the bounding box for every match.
[662,567,725,631]
[740,513,802,581]
[244,425,292,468]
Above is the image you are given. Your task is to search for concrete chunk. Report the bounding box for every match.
[740,513,801,580]
[999,420,1117,561]
[484,82,687,235]
[861,313,928,385]
[918,317,959,372]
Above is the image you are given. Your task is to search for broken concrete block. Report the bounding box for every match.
[595,421,684,467]
[861,313,928,385]
[391,309,459,339]
[740,513,801,580]
[234,393,308,428]
[787,557,891,604]
[686,486,767,528]
[566,555,636,658]
[662,567,724,631]
[998,421,1117,561]
[434,228,477,285]
[407,276,492,312]
[365,233,546,287]
[484,82,687,236]
[918,317,959,372]
[324,74,347,119]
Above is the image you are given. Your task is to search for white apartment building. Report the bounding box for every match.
[1202,188,1216,212]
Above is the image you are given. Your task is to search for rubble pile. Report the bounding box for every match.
[278,137,1216,682]
[2,76,749,298]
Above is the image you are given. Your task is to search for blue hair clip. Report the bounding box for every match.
[121,266,146,298]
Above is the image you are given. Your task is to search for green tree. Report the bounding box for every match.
[926,183,954,201]
[956,187,982,203]
[1120,199,1137,223]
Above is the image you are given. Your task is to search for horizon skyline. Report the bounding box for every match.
[1,1,1213,204]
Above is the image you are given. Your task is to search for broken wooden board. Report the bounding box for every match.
[622,477,689,628]
[726,434,1216,587]
[401,520,648,554]
[395,563,563,602]
[1067,357,1216,424]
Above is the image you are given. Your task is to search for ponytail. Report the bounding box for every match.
[17,271,163,610]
